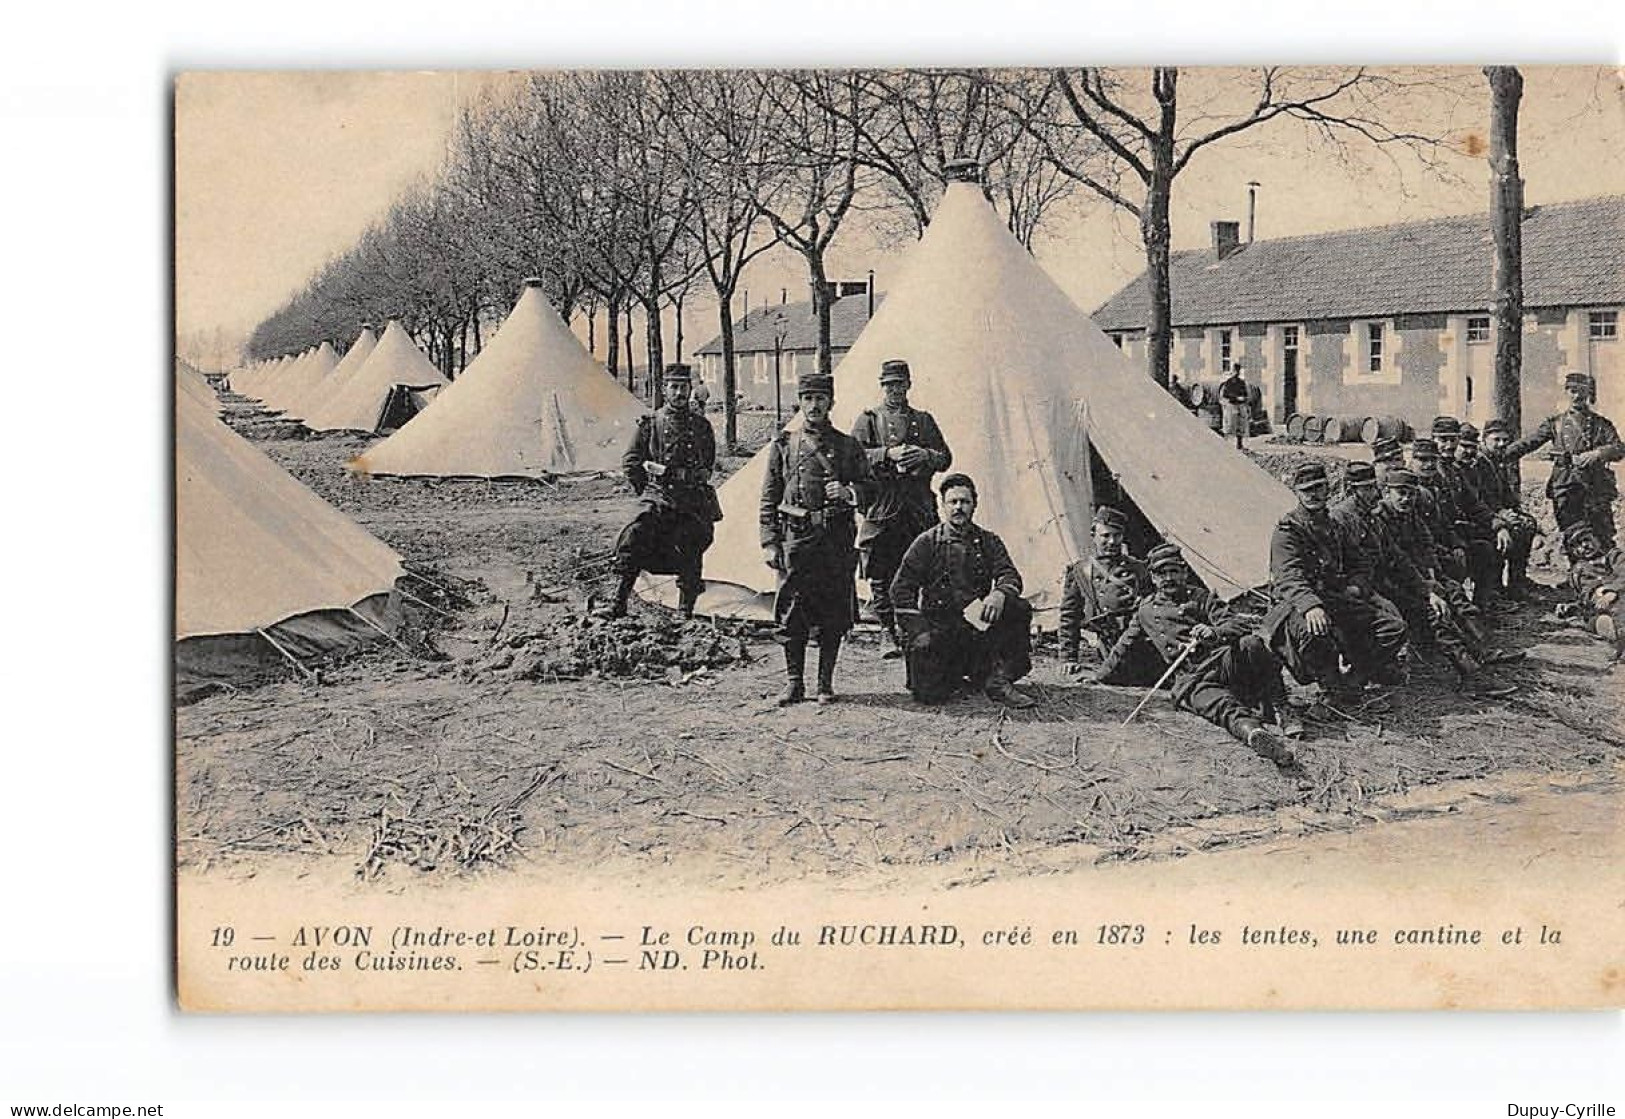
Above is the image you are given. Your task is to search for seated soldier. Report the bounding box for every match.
[890,473,1035,708]
[1433,415,1506,610]
[1058,506,1159,683]
[1328,461,1415,679]
[1263,461,1407,691]
[1559,523,1625,665]
[1086,544,1296,767]
[1476,419,1541,598]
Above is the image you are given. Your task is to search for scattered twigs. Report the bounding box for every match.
[601,758,662,784]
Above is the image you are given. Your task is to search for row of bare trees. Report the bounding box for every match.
[248,67,1464,448]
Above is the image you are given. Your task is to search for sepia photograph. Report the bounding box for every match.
[172,63,1625,1014]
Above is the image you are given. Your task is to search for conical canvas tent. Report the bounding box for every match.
[278,340,339,421]
[303,320,447,434]
[175,384,405,682]
[176,359,221,415]
[648,181,1294,621]
[260,348,314,412]
[352,281,647,479]
[292,326,377,423]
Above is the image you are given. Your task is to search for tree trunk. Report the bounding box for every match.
[605,292,621,380]
[805,250,833,377]
[718,296,739,453]
[624,306,636,398]
[1486,65,1525,432]
[1142,68,1178,389]
[644,293,665,409]
[586,308,596,355]
[675,292,685,363]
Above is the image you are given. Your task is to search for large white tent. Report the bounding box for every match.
[352,280,646,479]
[303,320,448,434]
[648,181,1294,622]
[175,384,405,681]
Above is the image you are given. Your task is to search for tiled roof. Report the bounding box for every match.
[1093,194,1625,330]
[696,292,886,355]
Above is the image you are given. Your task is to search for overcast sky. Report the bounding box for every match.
[174,66,1624,356]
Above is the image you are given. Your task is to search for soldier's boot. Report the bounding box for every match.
[815,637,841,704]
[606,572,637,619]
[1237,717,1298,768]
[677,585,698,620]
[777,641,807,706]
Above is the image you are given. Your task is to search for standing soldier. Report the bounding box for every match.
[608,363,718,619]
[1263,461,1407,691]
[850,359,952,657]
[1058,506,1157,683]
[1467,421,1539,599]
[1219,361,1252,450]
[1503,371,1625,557]
[1086,544,1296,767]
[760,373,875,705]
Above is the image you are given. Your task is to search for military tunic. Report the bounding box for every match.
[1264,504,1407,686]
[759,421,874,642]
[889,521,1033,703]
[849,404,952,625]
[1097,587,1287,739]
[613,404,719,598]
[1057,552,1161,684]
[1505,408,1625,550]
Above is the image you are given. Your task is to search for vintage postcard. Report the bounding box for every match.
[174,65,1625,1012]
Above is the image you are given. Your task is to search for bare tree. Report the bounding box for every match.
[1016,66,1465,386]
[661,70,787,451]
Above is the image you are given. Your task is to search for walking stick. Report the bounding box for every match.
[1121,638,1199,727]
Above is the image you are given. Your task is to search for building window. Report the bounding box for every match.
[754,353,769,385]
[1366,322,1384,373]
[1591,310,1619,341]
[1218,328,1234,373]
[1466,316,1491,344]
[1283,325,1299,351]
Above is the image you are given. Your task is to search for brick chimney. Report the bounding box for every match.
[1211,220,1242,260]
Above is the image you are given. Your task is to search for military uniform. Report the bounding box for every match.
[1219,367,1251,449]
[1504,381,1625,554]
[891,516,1033,704]
[760,386,875,702]
[1264,464,1407,687]
[850,364,952,645]
[1562,524,1625,662]
[610,369,719,616]
[1058,550,1159,683]
[1465,422,1538,595]
[1096,545,1293,763]
[1432,417,1502,606]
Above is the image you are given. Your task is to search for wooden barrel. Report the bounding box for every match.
[1320,415,1363,443]
[1285,413,1307,440]
[1300,414,1325,442]
[1360,415,1411,445]
[1186,381,1211,407]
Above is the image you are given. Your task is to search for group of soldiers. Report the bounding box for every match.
[606,360,1624,770]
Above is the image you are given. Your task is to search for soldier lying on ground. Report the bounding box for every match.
[1083,544,1297,768]
[1558,523,1625,665]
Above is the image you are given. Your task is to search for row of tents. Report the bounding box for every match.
[179,182,1294,682]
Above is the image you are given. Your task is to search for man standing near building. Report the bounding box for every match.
[608,363,718,619]
[850,359,952,658]
[1058,506,1156,683]
[1263,461,1407,690]
[1086,544,1296,767]
[760,373,875,705]
[890,473,1034,708]
[1219,361,1252,450]
[1504,371,1625,557]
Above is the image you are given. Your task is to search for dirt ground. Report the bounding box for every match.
[175,400,1624,889]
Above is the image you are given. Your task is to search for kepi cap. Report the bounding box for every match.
[796,372,835,397]
[1092,505,1128,530]
[879,359,911,383]
[1147,543,1185,572]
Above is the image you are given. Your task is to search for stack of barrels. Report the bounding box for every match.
[1285,412,1411,446]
